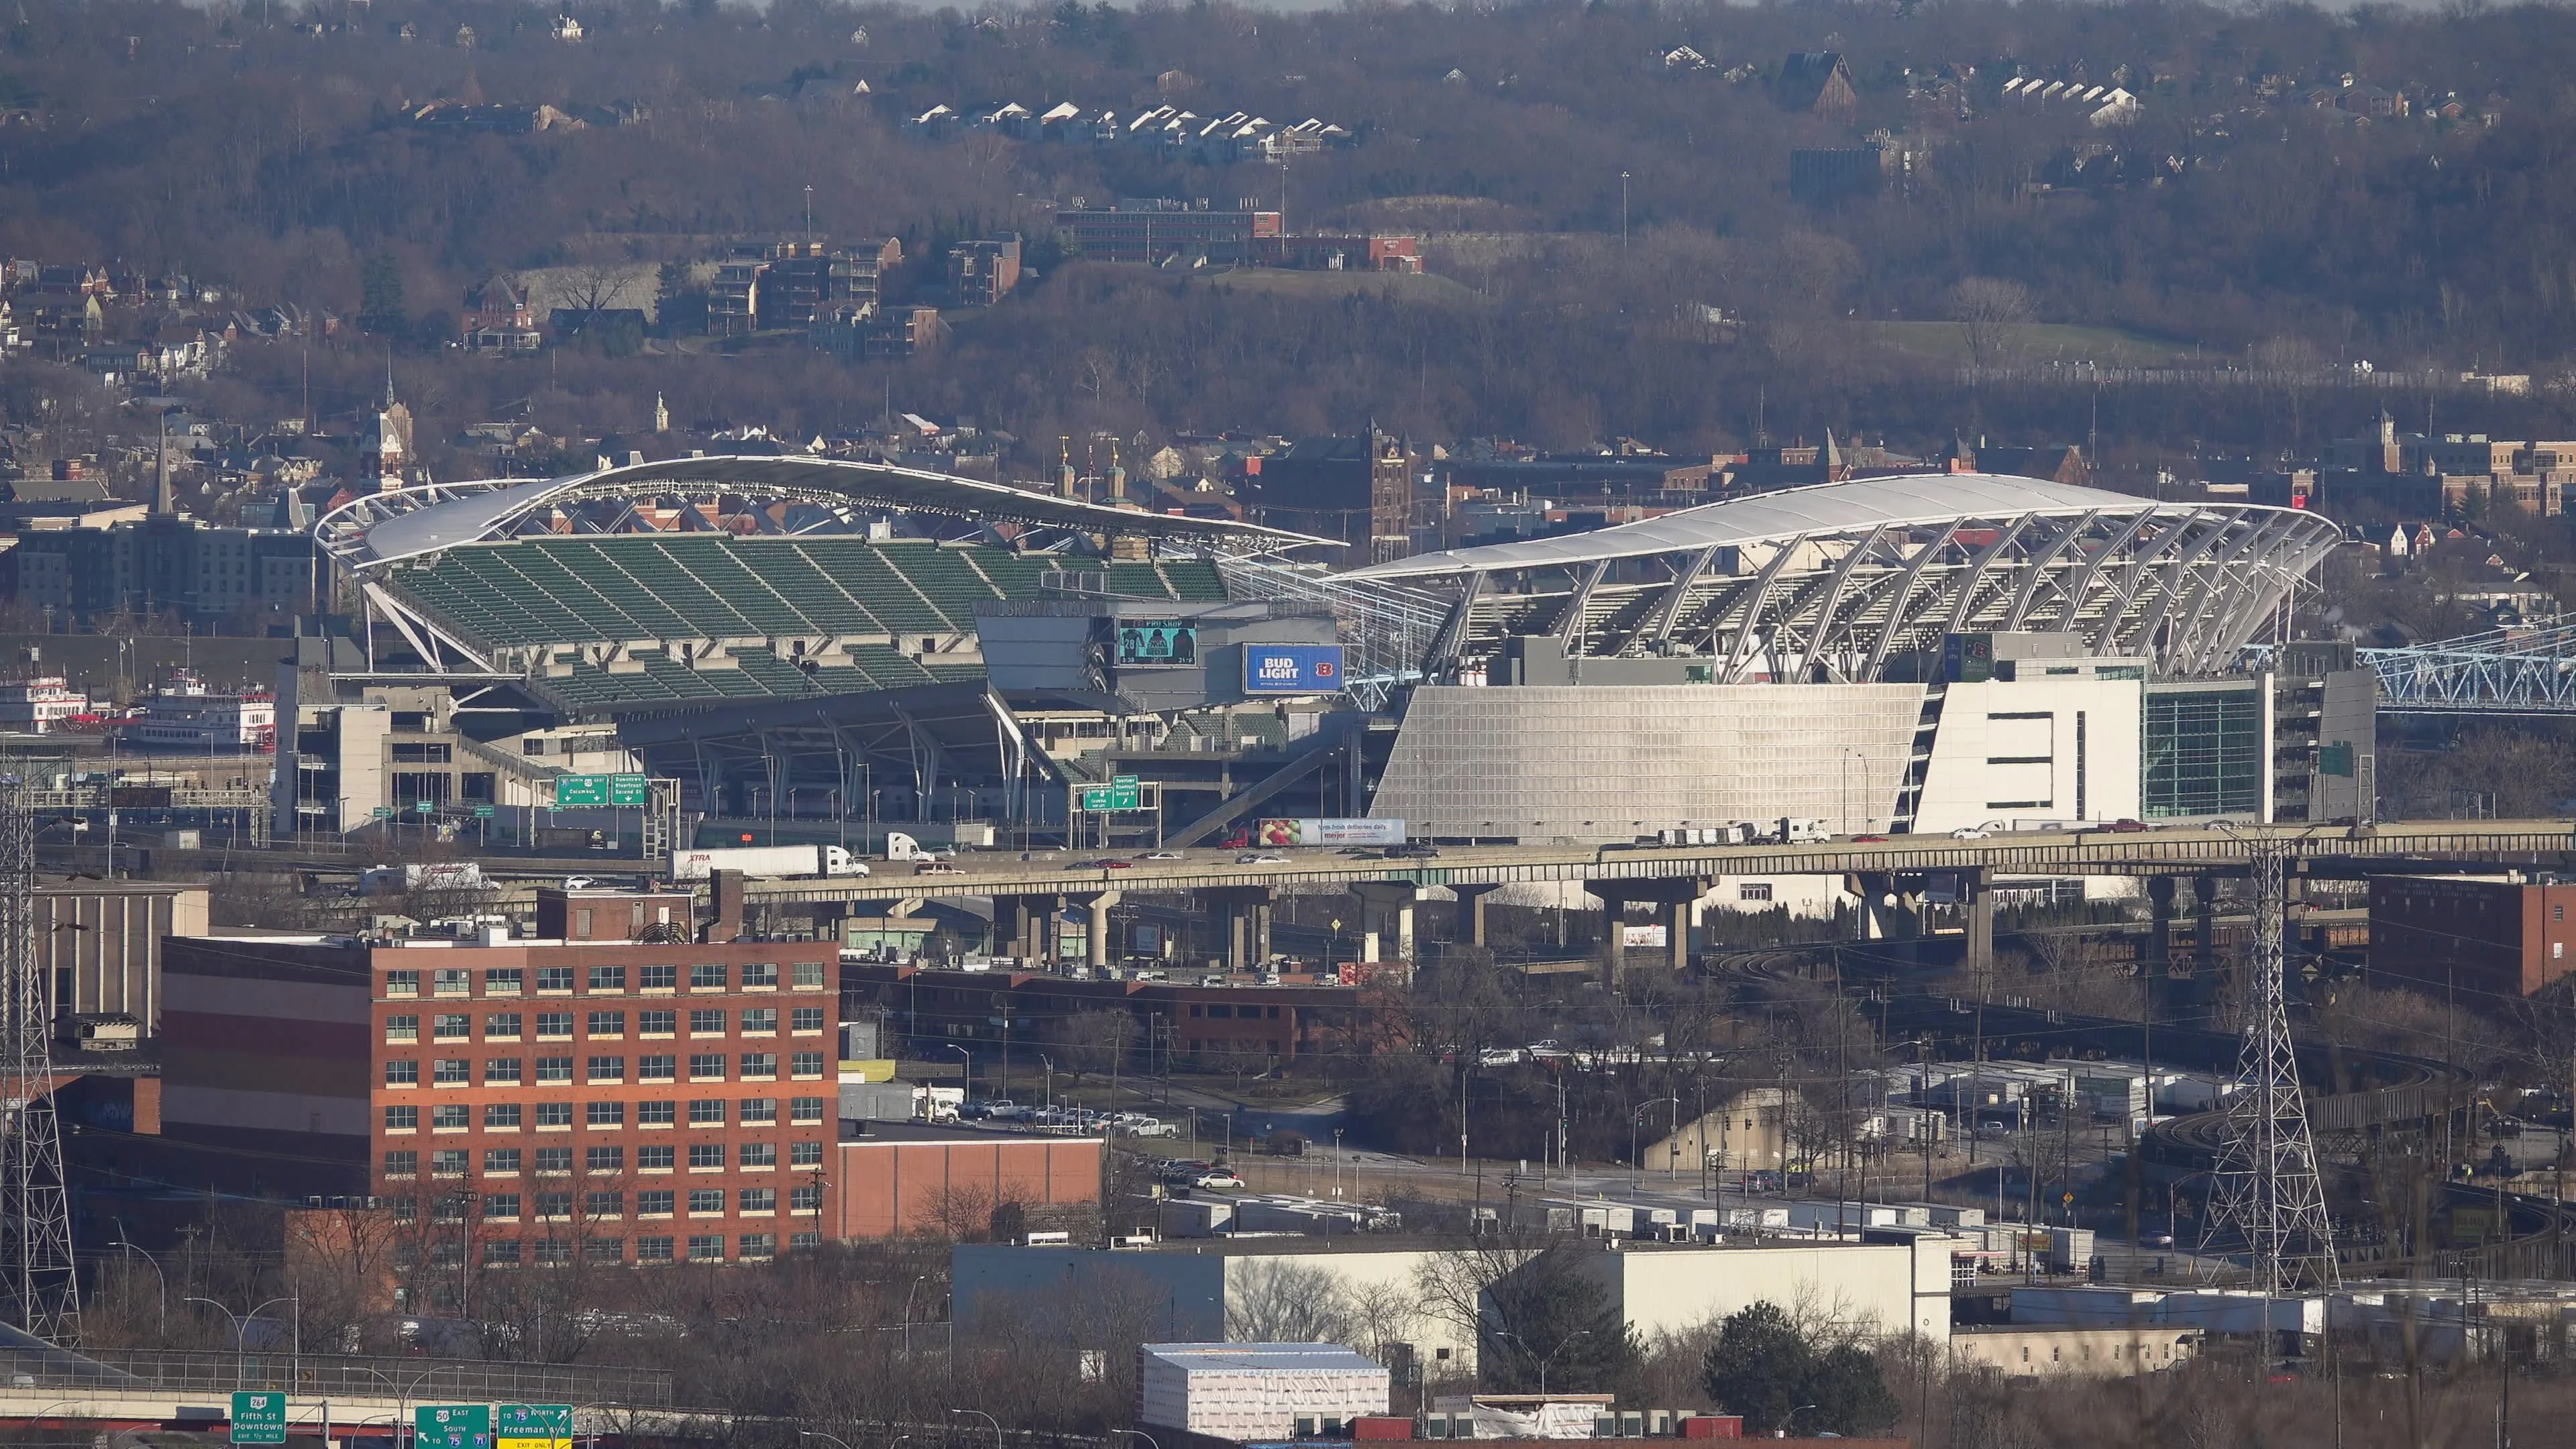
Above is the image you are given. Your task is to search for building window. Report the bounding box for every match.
[537,966,576,994]
[588,1146,626,1173]
[431,1150,468,1177]
[384,1106,419,1132]
[689,1188,726,1216]
[588,1011,627,1038]
[587,1191,625,1218]
[383,1150,419,1178]
[484,968,523,996]
[536,1057,574,1083]
[790,1232,822,1252]
[641,1055,678,1082]
[688,1143,724,1171]
[486,1059,524,1085]
[637,1235,676,1263]
[641,965,678,991]
[484,1239,521,1267]
[790,1097,826,1124]
[738,1234,775,1260]
[527,1102,572,1131]
[584,1238,623,1265]
[432,1104,470,1130]
[639,1146,676,1172]
[588,1056,627,1083]
[690,1009,727,1036]
[385,970,419,999]
[691,964,729,991]
[739,1187,777,1214]
[792,960,826,989]
[791,1007,826,1034]
[384,1014,420,1044]
[639,1101,676,1126]
[588,1102,627,1128]
[741,1008,779,1036]
[1738,883,1774,903]
[790,1141,824,1168]
[536,1012,574,1040]
[639,1189,676,1216]
[789,1051,825,1079]
[484,1193,521,1221]
[640,1010,677,1036]
[741,1053,779,1080]
[433,1013,472,1040]
[485,1146,523,1175]
[385,1061,419,1087]
[588,966,627,994]
[433,969,471,997]
[486,1013,523,1040]
[533,1238,572,1266]
[688,1099,726,1127]
[484,1103,522,1130]
[742,963,779,989]
[690,1053,727,1081]
[740,1098,778,1125]
[433,1059,471,1086]
[535,1192,573,1221]
[790,1183,822,1213]
[688,1235,725,1263]
[740,1142,776,1169]
[535,1146,574,1176]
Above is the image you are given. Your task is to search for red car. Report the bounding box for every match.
[1851,834,1890,843]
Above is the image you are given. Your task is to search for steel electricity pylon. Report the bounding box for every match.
[0,777,77,1340]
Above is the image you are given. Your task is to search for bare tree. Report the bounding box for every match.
[1949,276,2031,369]
[1225,1258,1358,1343]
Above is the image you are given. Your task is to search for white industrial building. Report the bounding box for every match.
[1138,1342,1391,1440]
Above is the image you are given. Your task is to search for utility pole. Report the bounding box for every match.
[0,777,76,1341]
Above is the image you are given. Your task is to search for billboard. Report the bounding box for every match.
[1256,818,1405,847]
[1244,645,1344,694]
[1116,621,1197,666]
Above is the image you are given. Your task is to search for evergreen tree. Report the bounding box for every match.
[358,254,406,337]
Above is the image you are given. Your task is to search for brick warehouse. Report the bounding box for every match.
[158,922,840,1273]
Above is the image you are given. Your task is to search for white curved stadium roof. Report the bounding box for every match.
[1350,472,2246,579]
[322,453,1328,571]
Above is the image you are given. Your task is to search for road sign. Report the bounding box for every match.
[413,799,435,814]
[497,1405,573,1449]
[1079,782,1141,812]
[372,807,396,821]
[608,773,650,807]
[417,1405,493,1449]
[473,804,496,819]
[555,774,609,807]
[1112,774,1138,789]
[231,1392,287,1445]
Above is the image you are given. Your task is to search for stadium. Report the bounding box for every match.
[286,460,2363,853]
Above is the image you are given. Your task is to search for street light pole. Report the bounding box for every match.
[109,1240,166,1339]
[949,1407,1004,1449]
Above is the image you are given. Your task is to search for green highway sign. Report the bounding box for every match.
[1113,774,1138,789]
[417,1405,494,1449]
[473,804,496,818]
[372,806,396,820]
[413,800,435,814]
[555,773,650,808]
[497,1405,573,1449]
[231,1392,287,1445]
[1079,782,1141,812]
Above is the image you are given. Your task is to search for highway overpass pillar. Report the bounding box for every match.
[1199,885,1274,972]
[1452,883,1503,947]
[1348,881,1418,967]
[1853,873,1923,959]
[1962,870,1994,976]
[2192,873,2218,977]
[1589,877,1706,981]
[1075,891,1123,970]
[2145,875,2177,977]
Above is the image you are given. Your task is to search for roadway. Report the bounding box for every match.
[747,817,2576,906]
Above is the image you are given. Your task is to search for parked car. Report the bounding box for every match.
[1193,1169,1245,1191]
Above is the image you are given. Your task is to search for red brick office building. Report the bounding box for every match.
[161,920,839,1276]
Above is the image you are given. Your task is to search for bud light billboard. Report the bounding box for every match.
[1243,645,1344,694]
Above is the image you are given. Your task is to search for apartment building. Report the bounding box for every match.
[160,910,841,1275]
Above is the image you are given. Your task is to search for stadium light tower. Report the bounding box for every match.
[2200,828,2339,1295]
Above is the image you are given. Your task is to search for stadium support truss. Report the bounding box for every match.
[1346,474,2345,682]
